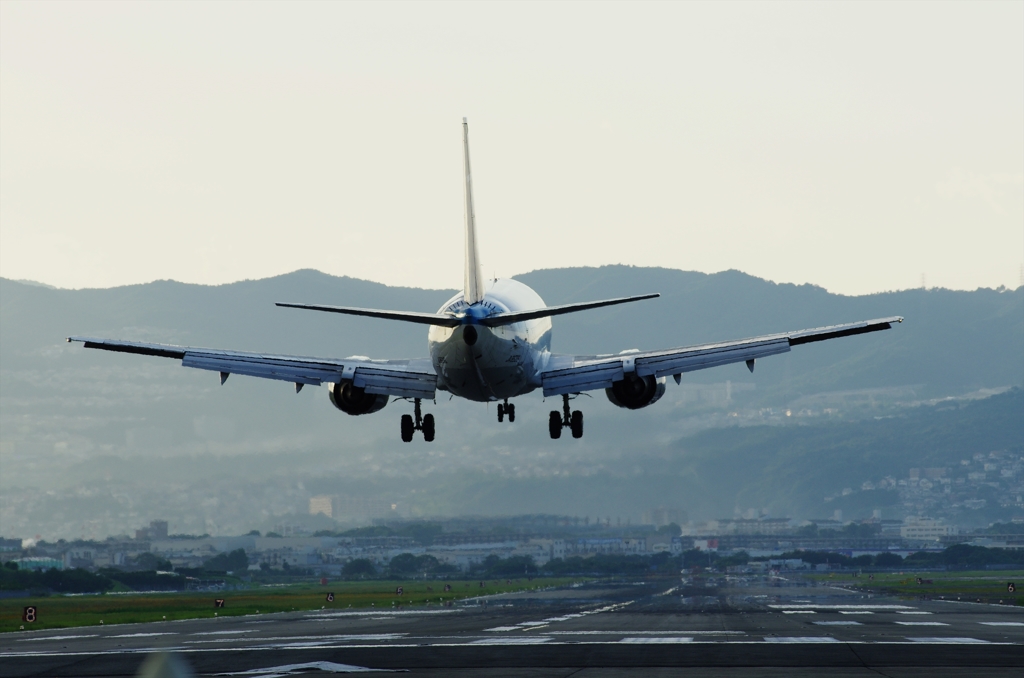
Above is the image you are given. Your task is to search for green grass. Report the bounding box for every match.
[806,570,1024,603]
[1,577,581,633]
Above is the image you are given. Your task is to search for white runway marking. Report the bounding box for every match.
[192,630,255,636]
[468,636,552,644]
[215,660,387,675]
[813,621,862,626]
[979,622,1024,626]
[839,611,873,615]
[547,631,745,635]
[782,610,816,614]
[620,637,693,644]
[763,637,841,643]
[484,626,519,632]
[895,622,948,626]
[109,632,177,638]
[897,611,933,615]
[17,635,97,641]
[770,604,914,610]
[906,637,990,644]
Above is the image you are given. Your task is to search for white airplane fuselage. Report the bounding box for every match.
[428,278,552,402]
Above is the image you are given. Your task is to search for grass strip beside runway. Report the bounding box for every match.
[1,577,579,633]
[808,569,1024,603]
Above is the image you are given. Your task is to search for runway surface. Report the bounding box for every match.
[2,575,1022,677]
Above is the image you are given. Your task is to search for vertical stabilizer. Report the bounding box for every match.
[462,118,485,305]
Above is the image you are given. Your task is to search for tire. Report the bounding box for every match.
[548,411,562,439]
[507,404,515,423]
[422,413,435,442]
[400,414,414,442]
[497,404,504,422]
[570,410,583,439]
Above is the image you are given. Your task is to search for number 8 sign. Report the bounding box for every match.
[22,606,36,623]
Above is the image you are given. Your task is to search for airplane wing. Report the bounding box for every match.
[540,316,903,397]
[66,337,437,399]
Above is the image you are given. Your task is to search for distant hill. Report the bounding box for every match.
[0,268,1021,538]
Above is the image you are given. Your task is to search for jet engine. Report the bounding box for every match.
[605,373,666,410]
[328,381,388,415]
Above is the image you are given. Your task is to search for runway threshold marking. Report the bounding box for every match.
[620,637,693,643]
[468,637,552,645]
[906,637,990,644]
[763,637,841,643]
[895,622,949,626]
[769,605,915,610]
[979,622,1024,626]
[214,660,389,674]
[546,631,745,635]
[813,621,862,626]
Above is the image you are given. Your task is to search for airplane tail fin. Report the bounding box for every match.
[462,118,485,305]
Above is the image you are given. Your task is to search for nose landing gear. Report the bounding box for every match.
[497,399,516,423]
[549,394,583,439]
[400,399,435,442]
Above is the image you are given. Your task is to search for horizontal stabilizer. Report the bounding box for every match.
[276,303,461,327]
[478,293,660,327]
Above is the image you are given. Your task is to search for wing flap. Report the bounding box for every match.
[542,361,625,397]
[68,336,436,398]
[540,316,902,396]
[354,366,437,399]
[635,338,791,379]
[181,353,342,385]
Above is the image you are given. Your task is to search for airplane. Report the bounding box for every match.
[69,119,902,443]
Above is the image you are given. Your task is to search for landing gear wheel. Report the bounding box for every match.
[497,404,504,422]
[570,410,584,439]
[400,414,414,443]
[422,413,435,442]
[548,411,562,439]
[507,404,515,423]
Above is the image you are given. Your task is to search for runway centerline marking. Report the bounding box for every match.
[17,635,97,642]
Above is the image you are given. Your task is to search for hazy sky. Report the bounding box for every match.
[1,1,1021,295]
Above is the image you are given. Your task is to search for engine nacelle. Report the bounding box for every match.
[605,373,666,410]
[327,381,388,416]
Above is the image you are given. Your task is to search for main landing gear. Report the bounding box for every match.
[549,394,583,439]
[400,398,434,443]
[497,399,515,423]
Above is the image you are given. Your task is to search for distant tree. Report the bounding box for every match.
[656,523,682,536]
[342,558,376,578]
[873,552,903,567]
[388,553,419,575]
[203,548,248,572]
[3,561,17,571]
[131,552,173,571]
[259,562,271,571]
[246,530,261,536]
[796,523,818,537]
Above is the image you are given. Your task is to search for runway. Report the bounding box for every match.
[2,576,1022,677]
